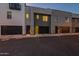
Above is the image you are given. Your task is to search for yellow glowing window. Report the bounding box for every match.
[35,25,39,34]
[36,15,39,19]
[42,16,48,22]
[25,13,29,19]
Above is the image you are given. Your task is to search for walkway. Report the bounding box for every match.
[0,33,79,41]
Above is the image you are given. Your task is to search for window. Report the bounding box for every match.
[7,11,12,19]
[42,16,48,22]
[36,15,39,20]
[25,13,29,19]
[9,3,21,10]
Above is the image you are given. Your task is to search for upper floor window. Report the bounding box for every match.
[42,16,48,22]
[9,3,21,10]
[7,11,12,19]
[36,15,39,20]
[25,13,29,19]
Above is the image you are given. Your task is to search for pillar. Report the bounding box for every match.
[30,7,34,35]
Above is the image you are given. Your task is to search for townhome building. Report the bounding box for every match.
[0,3,79,35]
[25,6,79,35]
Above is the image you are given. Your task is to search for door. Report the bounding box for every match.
[34,25,39,34]
[55,26,58,33]
[26,26,30,34]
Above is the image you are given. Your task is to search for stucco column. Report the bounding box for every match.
[51,15,55,34]
[0,26,1,35]
[30,7,34,35]
[22,5,26,35]
[22,25,26,35]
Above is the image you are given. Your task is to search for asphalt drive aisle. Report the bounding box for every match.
[0,34,79,56]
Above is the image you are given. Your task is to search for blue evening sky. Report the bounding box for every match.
[26,3,79,14]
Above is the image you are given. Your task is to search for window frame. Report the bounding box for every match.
[36,14,40,20]
[7,11,12,19]
[25,13,29,19]
[42,15,48,22]
[9,3,21,10]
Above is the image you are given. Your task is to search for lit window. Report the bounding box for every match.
[7,11,12,19]
[25,13,29,19]
[35,25,39,34]
[36,15,39,19]
[42,16,48,22]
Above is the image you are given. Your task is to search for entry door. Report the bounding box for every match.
[34,25,39,34]
[26,26,30,34]
[55,26,58,33]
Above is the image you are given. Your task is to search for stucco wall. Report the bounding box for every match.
[0,3,25,26]
[51,10,72,34]
[0,3,26,34]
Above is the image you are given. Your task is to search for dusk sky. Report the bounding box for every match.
[26,3,79,14]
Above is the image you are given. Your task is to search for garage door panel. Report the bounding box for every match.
[39,26,49,34]
[1,26,22,35]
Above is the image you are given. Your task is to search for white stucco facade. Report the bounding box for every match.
[0,3,26,35]
[0,4,79,35]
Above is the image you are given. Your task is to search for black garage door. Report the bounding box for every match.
[39,26,49,34]
[1,26,22,35]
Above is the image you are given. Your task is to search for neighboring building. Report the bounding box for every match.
[25,6,52,35]
[71,13,79,33]
[0,4,79,35]
[25,6,79,35]
[51,9,72,34]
